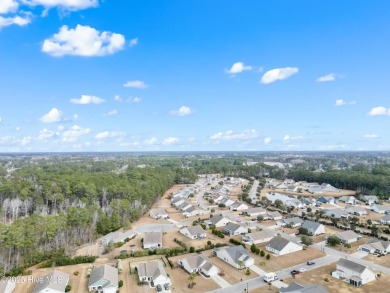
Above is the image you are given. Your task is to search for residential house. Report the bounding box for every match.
[88,265,118,293]
[230,202,249,211]
[171,197,185,207]
[308,186,324,194]
[206,214,232,227]
[318,196,336,205]
[98,230,137,246]
[299,197,316,207]
[266,211,283,220]
[345,206,368,216]
[221,223,248,236]
[324,209,349,219]
[359,239,390,254]
[213,245,254,269]
[301,220,325,236]
[178,202,192,212]
[136,261,171,287]
[334,230,361,244]
[339,196,358,205]
[183,206,207,218]
[265,236,303,256]
[149,208,169,219]
[279,282,329,293]
[245,207,266,217]
[218,196,235,207]
[371,204,390,214]
[179,255,219,277]
[179,225,206,240]
[320,183,340,193]
[332,258,376,286]
[285,199,305,209]
[32,270,70,293]
[380,214,390,225]
[359,195,379,206]
[278,217,304,227]
[242,230,277,244]
[143,232,163,250]
[266,193,294,203]
[0,280,15,293]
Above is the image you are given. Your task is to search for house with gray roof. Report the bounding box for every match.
[0,280,15,293]
[178,202,192,211]
[318,196,336,205]
[320,183,340,193]
[136,261,171,287]
[339,196,358,205]
[345,206,367,216]
[332,258,376,286]
[171,197,185,207]
[242,230,277,244]
[359,195,379,206]
[371,204,390,214]
[206,214,231,227]
[32,270,69,293]
[266,211,283,220]
[149,208,168,219]
[245,207,266,217]
[325,209,349,219]
[213,245,254,269]
[334,230,361,244]
[301,220,325,236]
[179,255,219,277]
[143,231,163,250]
[359,239,390,254]
[88,264,118,293]
[229,201,249,211]
[98,230,138,246]
[180,225,206,240]
[380,214,390,225]
[217,196,235,207]
[265,236,303,256]
[279,282,328,293]
[221,222,248,236]
[278,217,304,227]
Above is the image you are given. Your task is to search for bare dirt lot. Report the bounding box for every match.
[363,253,390,268]
[283,263,390,293]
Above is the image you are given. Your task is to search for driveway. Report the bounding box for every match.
[211,275,231,288]
[249,265,266,275]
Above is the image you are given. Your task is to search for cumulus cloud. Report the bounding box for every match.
[261,67,299,84]
[163,137,178,145]
[104,110,118,116]
[171,106,193,117]
[368,106,390,116]
[95,131,125,139]
[38,129,58,140]
[129,97,142,103]
[123,80,147,89]
[70,94,105,104]
[129,38,138,47]
[42,25,125,57]
[25,0,98,11]
[210,129,259,141]
[62,125,90,142]
[144,137,157,145]
[364,134,380,139]
[283,135,304,141]
[317,73,337,82]
[0,15,31,29]
[335,99,356,106]
[0,117,3,123]
[0,0,19,14]
[21,136,31,146]
[226,62,252,74]
[114,95,121,102]
[263,137,272,144]
[40,108,63,123]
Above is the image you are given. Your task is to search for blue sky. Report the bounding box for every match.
[1,0,390,152]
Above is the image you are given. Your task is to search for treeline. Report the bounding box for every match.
[288,168,390,197]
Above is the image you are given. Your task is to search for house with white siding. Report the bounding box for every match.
[242,230,277,244]
[229,202,249,211]
[32,270,70,293]
[0,280,15,293]
[206,214,232,227]
[213,245,254,269]
[277,217,304,228]
[221,223,248,236]
[245,207,266,217]
[371,204,390,214]
[179,225,206,240]
[265,236,303,256]
[332,258,376,286]
[359,239,390,254]
[345,206,368,216]
[334,230,361,244]
[179,255,219,277]
[143,232,163,250]
[380,214,390,225]
[301,220,325,236]
[88,265,118,293]
[149,208,169,219]
[136,261,171,287]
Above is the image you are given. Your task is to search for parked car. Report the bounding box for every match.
[299,268,306,273]
[291,270,300,275]
[164,283,170,290]
[307,261,315,265]
[156,284,162,292]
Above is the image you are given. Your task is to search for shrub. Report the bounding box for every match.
[73,271,79,276]
[189,247,195,253]
[229,238,246,248]
[260,250,265,257]
[245,269,251,275]
[266,254,271,260]
[324,277,329,282]
[39,256,97,268]
[118,280,124,288]
[65,285,72,292]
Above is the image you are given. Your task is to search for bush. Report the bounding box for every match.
[189,247,195,253]
[301,235,313,246]
[260,250,265,257]
[266,254,271,260]
[73,271,79,276]
[324,277,329,282]
[229,238,246,248]
[118,280,124,288]
[39,256,97,268]
[245,269,251,275]
[65,285,72,292]
[212,229,225,238]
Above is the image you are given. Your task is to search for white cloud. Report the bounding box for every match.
[261,67,299,84]
[163,137,178,145]
[15,127,20,131]
[42,25,125,57]
[21,136,31,146]
[0,15,31,29]
[364,134,380,139]
[114,95,121,102]
[62,125,91,142]
[144,137,157,145]
[70,94,105,104]
[95,131,125,139]
[263,137,272,144]
[0,117,3,123]
[171,106,193,117]
[24,0,98,11]
[38,129,57,140]
[104,110,118,116]
[123,80,147,89]
[129,38,138,47]
[210,129,260,141]
[226,62,252,74]
[335,99,356,106]
[40,108,63,123]
[283,135,304,141]
[317,73,336,82]
[0,0,18,14]
[368,106,390,116]
[129,97,142,103]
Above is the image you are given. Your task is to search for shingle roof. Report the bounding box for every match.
[144,231,162,246]
[247,230,276,241]
[222,222,242,232]
[137,261,167,280]
[246,207,266,214]
[280,282,329,293]
[335,230,359,241]
[301,220,322,234]
[267,236,299,251]
[284,217,304,225]
[150,208,167,217]
[224,245,251,263]
[88,265,118,289]
[32,270,69,293]
[337,258,367,274]
[209,214,224,225]
[185,225,206,236]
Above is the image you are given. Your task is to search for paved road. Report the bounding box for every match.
[249,180,259,203]
[135,224,175,233]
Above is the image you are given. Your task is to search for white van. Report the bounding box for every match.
[263,272,278,282]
